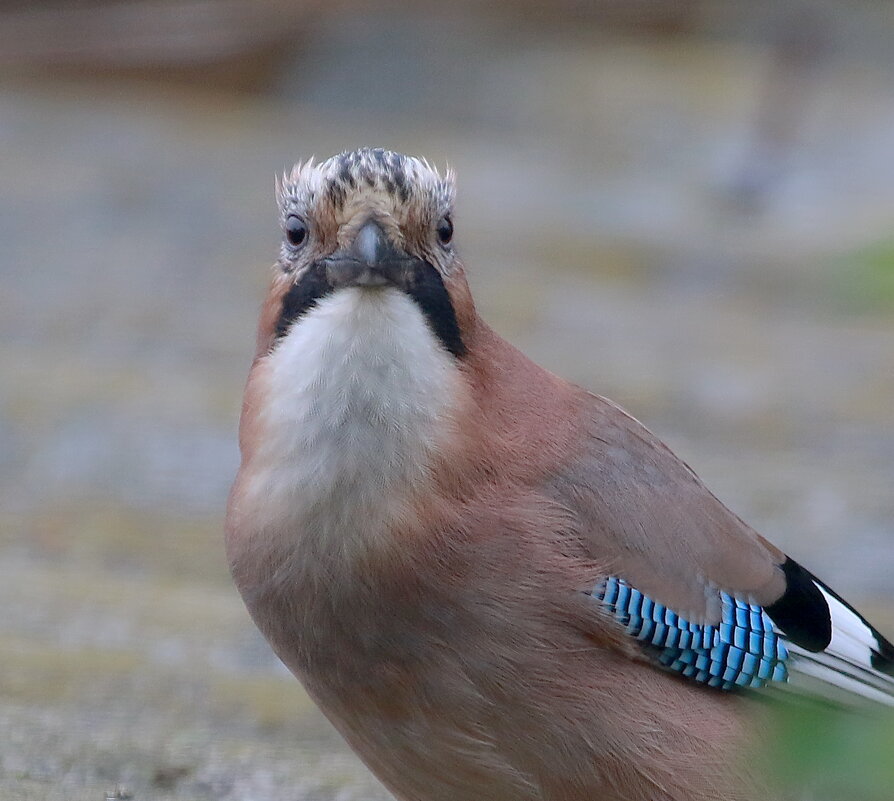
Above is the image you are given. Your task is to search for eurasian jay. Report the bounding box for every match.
[226,148,894,801]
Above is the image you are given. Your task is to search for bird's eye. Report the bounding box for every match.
[436,215,453,246]
[285,216,308,248]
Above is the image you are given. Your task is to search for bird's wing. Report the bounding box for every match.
[546,393,894,705]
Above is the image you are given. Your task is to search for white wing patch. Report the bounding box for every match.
[781,585,894,707]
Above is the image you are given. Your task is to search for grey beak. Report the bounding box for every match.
[324,220,416,288]
[352,220,391,267]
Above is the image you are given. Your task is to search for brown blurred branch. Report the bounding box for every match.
[0,0,321,90]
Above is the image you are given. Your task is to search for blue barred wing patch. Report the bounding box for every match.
[593,577,789,690]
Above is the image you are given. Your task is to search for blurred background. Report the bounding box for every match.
[2,1,894,798]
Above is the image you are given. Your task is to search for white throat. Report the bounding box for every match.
[251,287,458,556]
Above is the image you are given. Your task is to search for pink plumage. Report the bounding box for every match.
[227,148,894,801]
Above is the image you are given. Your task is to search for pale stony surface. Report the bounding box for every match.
[3,6,894,798]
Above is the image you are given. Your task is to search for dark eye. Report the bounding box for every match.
[285,215,307,248]
[436,215,453,246]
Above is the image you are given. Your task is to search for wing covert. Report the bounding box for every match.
[547,393,786,624]
[593,576,789,690]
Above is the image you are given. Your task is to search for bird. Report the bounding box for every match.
[225,147,894,801]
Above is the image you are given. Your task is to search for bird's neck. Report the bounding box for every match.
[235,287,461,571]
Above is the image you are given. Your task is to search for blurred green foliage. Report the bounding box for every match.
[761,701,894,800]
[840,239,894,313]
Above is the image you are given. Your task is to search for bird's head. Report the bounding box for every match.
[255,147,477,361]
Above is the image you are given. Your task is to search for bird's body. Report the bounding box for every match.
[227,148,894,801]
